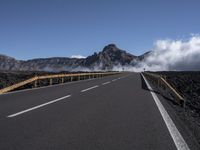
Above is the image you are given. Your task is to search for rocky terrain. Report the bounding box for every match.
[83,44,137,69]
[153,71,200,143]
[155,71,200,114]
[0,71,100,91]
[0,44,147,72]
[0,71,61,90]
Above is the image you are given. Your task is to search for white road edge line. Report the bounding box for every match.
[102,81,111,85]
[81,85,99,92]
[112,79,117,82]
[7,95,71,118]
[141,74,190,150]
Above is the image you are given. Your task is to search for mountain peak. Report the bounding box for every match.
[102,44,119,53]
[107,43,117,47]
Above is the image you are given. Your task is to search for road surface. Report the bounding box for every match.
[0,73,196,150]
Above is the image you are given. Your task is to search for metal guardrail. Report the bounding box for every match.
[142,72,185,106]
[143,72,200,145]
[0,72,119,94]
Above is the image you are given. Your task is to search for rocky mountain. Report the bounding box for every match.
[82,44,137,70]
[20,57,84,72]
[0,44,148,72]
[0,54,21,70]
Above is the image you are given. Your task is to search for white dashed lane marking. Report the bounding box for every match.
[81,85,99,93]
[7,95,72,118]
[102,82,111,85]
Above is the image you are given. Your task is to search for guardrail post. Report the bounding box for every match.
[50,78,53,85]
[34,80,37,88]
[61,78,64,83]
[71,76,73,82]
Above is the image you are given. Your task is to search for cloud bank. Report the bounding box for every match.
[70,55,86,59]
[117,35,200,72]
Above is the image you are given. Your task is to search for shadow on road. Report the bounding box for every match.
[140,74,178,105]
[140,74,150,91]
[140,74,160,95]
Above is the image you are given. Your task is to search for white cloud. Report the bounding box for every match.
[70,55,86,59]
[71,35,200,72]
[132,35,200,72]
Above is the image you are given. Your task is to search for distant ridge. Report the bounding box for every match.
[0,44,149,72]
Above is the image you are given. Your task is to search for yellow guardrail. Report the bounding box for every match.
[0,72,119,94]
[142,72,185,106]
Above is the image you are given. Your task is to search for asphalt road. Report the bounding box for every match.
[0,73,195,150]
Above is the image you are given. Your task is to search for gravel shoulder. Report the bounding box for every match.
[152,71,200,144]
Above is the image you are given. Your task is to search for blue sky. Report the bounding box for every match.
[0,0,199,60]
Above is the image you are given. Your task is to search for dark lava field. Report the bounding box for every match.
[0,71,57,90]
[0,71,104,91]
[155,71,200,115]
[0,71,86,91]
[154,71,200,143]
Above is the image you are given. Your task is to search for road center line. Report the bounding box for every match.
[112,79,117,82]
[141,74,190,150]
[7,95,71,118]
[81,85,99,92]
[102,81,111,85]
